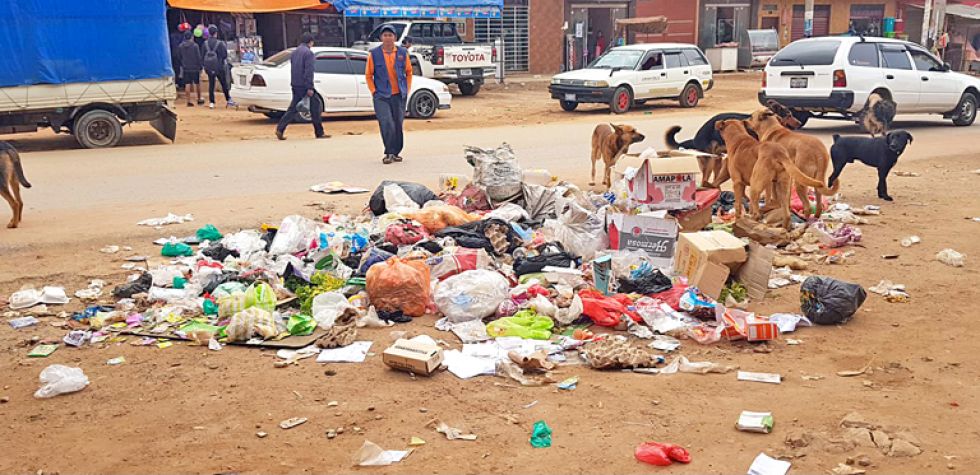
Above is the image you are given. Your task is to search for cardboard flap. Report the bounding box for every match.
[698,260,731,300]
[737,242,775,301]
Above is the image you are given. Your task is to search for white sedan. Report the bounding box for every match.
[231,47,452,121]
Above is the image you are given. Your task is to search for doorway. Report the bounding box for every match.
[567,4,628,70]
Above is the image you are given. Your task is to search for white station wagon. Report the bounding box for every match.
[549,43,714,114]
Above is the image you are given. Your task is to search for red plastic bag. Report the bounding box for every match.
[635,441,691,466]
[791,188,830,216]
[366,257,431,317]
[579,289,641,327]
[649,283,688,311]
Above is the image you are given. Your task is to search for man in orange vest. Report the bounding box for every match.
[366,24,413,164]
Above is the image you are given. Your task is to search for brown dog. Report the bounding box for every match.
[590,123,645,188]
[0,142,31,228]
[715,120,837,228]
[746,109,840,218]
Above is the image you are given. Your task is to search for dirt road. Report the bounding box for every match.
[1,76,979,474]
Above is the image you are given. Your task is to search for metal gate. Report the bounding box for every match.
[791,5,831,41]
[475,5,529,71]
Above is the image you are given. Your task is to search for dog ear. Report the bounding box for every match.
[906,131,913,144]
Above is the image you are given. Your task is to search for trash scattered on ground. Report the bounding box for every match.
[34,365,89,398]
[635,441,691,466]
[384,337,444,375]
[530,420,552,448]
[556,376,578,390]
[737,411,774,434]
[936,249,966,267]
[893,171,920,177]
[137,213,193,227]
[408,436,426,446]
[100,245,120,254]
[28,344,59,357]
[800,277,867,325]
[278,417,308,429]
[868,280,910,303]
[831,463,867,475]
[310,182,370,194]
[106,356,126,365]
[747,452,791,475]
[9,316,39,329]
[431,420,478,441]
[316,341,373,363]
[900,235,921,247]
[9,286,69,309]
[352,440,412,466]
[738,371,782,384]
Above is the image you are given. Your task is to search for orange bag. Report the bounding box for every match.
[366,257,431,317]
[404,205,479,233]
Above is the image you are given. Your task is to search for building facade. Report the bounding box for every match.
[756,0,899,47]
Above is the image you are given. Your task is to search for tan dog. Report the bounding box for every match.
[0,142,31,228]
[590,123,645,188]
[715,120,837,228]
[746,109,840,218]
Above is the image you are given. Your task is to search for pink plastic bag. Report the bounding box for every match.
[635,441,691,466]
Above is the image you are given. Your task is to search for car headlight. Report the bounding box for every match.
[551,78,561,85]
[583,80,609,88]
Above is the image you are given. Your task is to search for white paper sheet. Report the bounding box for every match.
[316,341,373,363]
[747,453,791,475]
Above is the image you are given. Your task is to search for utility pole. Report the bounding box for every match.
[921,0,932,45]
[803,0,814,38]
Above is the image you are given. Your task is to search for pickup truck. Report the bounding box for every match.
[0,1,176,148]
[354,20,495,96]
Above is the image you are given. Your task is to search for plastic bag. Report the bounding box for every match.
[369,181,438,216]
[366,257,431,317]
[404,205,479,233]
[217,292,247,319]
[221,230,267,258]
[618,268,672,295]
[542,200,607,260]
[528,290,583,326]
[800,276,867,325]
[244,282,277,313]
[358,247,395,275]
[486,310,554,340]
[161,242,193,257]
[578,289,640,327]
[196,224,223,242]
[434,269,510,323]
[311,291,354,329]
[635,442,691,466]
[936,248,966,267]
[530,420,552,448]
[513,242,577,276]
[269,215,318,255]
[427,247,492,281]
[466,143,522,203]
[441,183,492,212]
[225,307,278,342]
[34,364,89,398]
[384,220,430,246]
[486,202,530,222]
[383,184,421,213]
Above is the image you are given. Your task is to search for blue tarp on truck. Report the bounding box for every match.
[0,0,174,88]
[331,0,502,18]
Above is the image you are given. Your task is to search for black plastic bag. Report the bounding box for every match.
[800,276,867,325]
[112,272,152,298]
[369,181,438,216]
[618,269,672,295]
[201,243,239,261]
[436,218,520,257]
[513,242,577,276]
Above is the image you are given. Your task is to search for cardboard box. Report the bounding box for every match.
[736,242,776,301]
[605,212,679,270]
[673,189,721,232]
[673,231,748,299]
[626,156,701,210]
[383,339,444,376]
[746,316,780,342]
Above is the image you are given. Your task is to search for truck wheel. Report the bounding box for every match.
[609,86,632,114]
[559,100,578,112]
[458,81,481,96]
[951,93,977,126]
[792,110,811,128]
[409,90,438,119]
[73,109,122,149]
[678,83,701,108]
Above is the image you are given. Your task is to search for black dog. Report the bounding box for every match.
[828,130,913,201]
[665,112,752,155]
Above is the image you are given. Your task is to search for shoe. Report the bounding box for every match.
[382,155,393,164]
[392,155,403,162]
[197,98,205,105]
[209,103,215,109]
[226,100,238,108]
[275,130,285,141]
[315,134,331,139]
[186,102,194,107]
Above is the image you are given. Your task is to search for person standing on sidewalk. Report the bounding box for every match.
[177,31,204,106]
[201,25,237,109]
[366,25,413,164]
[276,33,326,140]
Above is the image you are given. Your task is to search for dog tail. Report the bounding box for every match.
[664,126,684,149]
[12,151,31,188]
[778,155,839,195]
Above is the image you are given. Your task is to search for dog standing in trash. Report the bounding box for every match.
[828,130,913,201]
[590,123,645,188]
[0,141,31,228]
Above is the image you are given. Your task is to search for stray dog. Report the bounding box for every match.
[828,131,913,201]
[0,142,31,228]
[590,123,645,188]
[857,93,897,137]
[715,120,837,228]
[664,100,801,188]
[746,109,840,218]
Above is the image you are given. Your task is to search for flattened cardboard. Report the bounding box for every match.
[605,213,679,270]
[626,157,701,210]
[737,242,776,301]
[383,339,444,376]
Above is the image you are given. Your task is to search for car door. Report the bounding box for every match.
[845,41,884,107]
[663,50,689,96]
[314,52,357,110]
[908,47,960,111]
[348,52,374,110]
[878,44,921,112]
[633,50,667,99]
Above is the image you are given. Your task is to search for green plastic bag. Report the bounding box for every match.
[486,310,554,340]
[196,224,223,242]
[287,314,316,336]
[213,282,247,299]
[244,282,277,313]
[161,242,193,257]
[530,420,552,448]
[179,320,221,335]
[173,276,187,290]
[203,298,219,316]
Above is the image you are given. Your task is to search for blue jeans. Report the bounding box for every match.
[277,86,324,137]
[372,93,405,156]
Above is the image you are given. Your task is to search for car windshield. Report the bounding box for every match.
[262,49,293,67]
[589,50,644,69]
[368,24,407,42]
[770,40,841,66]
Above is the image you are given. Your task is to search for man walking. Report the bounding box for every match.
[276,33,326,140]
[201,25,237,109]
[177,31,204,106]
[366,25,412,164]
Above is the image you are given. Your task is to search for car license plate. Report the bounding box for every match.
[564,93,576,101]
[460,69,473,76]
[790,77,808,88]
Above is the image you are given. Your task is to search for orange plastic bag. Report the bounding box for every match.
[366,257,431,317]
[404,205,479,233]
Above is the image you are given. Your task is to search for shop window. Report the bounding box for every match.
[716,7,736,44]
[849,5,884,37]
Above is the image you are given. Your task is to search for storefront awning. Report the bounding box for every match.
[167,0,330,13]
[330,0,502,18]
[615,16,669,35]
[946,4,980,20]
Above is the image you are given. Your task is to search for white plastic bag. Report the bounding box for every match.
[486,202,530,222]
[543,200,607,260]
[382,184,421,213]
[528,292,583,326]
[311,291,354,329]
[221,230,267,258]
[34,365,89,398]
[269,215,318,255]
[466,143,522,202]
[9,286,70,309]
[434,270,510,323]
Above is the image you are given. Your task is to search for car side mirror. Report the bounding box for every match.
[943,62,952,72]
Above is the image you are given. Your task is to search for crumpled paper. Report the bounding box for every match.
[137,213,194,227]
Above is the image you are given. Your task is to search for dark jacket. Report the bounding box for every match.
[290,43,315,89]
[177,39,203,72]
[200,38,229,72]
